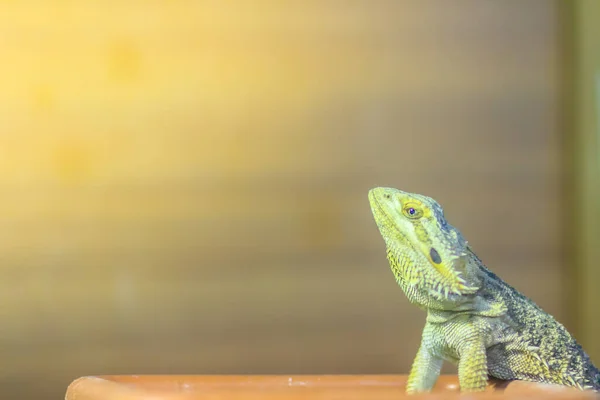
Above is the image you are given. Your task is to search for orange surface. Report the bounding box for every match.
[65,375,597,400]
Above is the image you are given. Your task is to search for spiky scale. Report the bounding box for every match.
[368,187,600,393]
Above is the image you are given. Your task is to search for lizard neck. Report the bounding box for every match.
[387,246,485,311]
[425,251,509,319]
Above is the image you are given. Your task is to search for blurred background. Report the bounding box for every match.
[0,1,599,399]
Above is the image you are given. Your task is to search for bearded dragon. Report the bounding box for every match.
[368,187,600,393]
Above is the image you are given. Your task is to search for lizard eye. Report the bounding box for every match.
[403,204,422,219]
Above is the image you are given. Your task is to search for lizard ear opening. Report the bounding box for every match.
[429,247,442,264]
[425,250,478,297]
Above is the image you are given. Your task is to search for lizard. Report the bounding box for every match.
[368,186,600,393]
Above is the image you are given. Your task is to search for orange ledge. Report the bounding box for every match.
[65,375,597,399]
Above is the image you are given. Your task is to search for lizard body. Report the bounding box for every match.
[368,187,600,393]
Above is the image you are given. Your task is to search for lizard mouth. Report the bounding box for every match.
[368,190,421,260]
[369,192,405,237]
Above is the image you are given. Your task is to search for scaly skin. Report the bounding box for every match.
[368,187,600,393]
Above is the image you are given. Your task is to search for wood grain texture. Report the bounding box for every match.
[0,1,563,399]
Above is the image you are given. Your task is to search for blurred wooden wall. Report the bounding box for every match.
[568,0,600,361]
[0,1,563,399]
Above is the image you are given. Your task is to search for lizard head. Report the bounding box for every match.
[368,187,479,301]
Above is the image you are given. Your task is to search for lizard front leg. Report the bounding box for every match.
[457,339,488,392]
[406,342,443,393]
